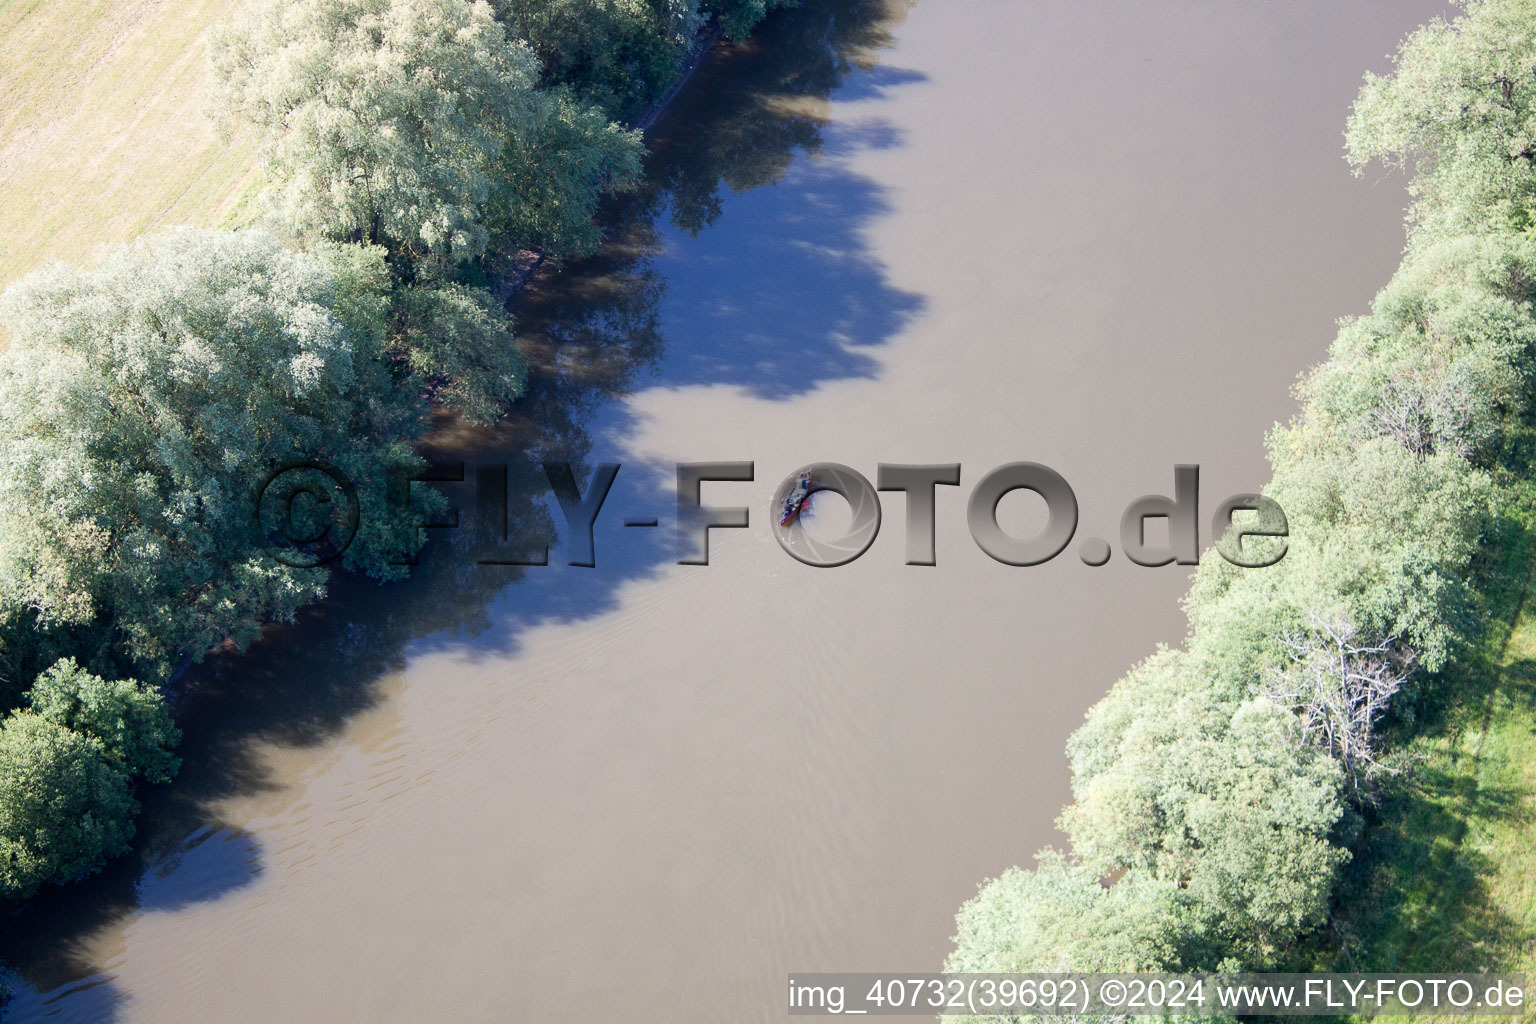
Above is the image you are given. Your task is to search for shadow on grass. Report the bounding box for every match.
[1316,653,1536,977]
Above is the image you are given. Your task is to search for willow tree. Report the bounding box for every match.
[210,0,643,276]
[948,18,1536,976]
[0,229,426,681]
[1347,0,1536,238]
[493,0,703,122]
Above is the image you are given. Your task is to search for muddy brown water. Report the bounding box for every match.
[0,1,1451,1020]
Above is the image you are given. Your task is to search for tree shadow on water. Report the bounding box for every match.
[0,0,924,1019]
[640,2,927,396]
[657,156,923,396]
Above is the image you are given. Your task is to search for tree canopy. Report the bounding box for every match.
[1347,0,1536,238]
[494,0,703,122]
[0,228,426,681]
[0,711,135,901]
[701,0,793,41]
[210,0,643,276]
[27,658,180,784]
[0,0,797,910]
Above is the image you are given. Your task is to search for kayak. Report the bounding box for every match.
[779,469,814,525]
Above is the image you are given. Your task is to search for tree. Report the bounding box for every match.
[700,0,793,41]
[26,658,181,784]
[1296,233,1536,470]
[1168,701,1349,957]
[390,282,528,425]
[1346,0,1536,238]
[947,851,1189,977]
[945,851,1238,1024]
[1063,680,1348,965]
[1186,441,1494,680]
[483,86,644,259]
[950,0,1536,986]
[0,712,135,900]
[209,0,643,276]
[1266,614,1416,799]
[0,228,427,681]
[494,0,703,122]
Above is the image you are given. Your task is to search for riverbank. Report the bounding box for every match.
[488,20,726,305]
[943,0,1536,989]
[120,13,734,696]
[0,0,722,296]
[0,0,775,934]
[1309,484,1536,1015]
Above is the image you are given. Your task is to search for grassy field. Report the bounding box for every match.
[1314,487,1536,1020]
[0,0,261,287]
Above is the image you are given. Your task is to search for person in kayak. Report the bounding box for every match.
[779,469,815,525]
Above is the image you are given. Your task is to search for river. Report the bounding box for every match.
[0,1,1449,1020]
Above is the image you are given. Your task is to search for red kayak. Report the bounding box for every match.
[779,470,814,525]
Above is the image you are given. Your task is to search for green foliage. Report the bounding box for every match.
[0,711,135,900]
[0,659,179,900]
[314,241,528,424]
[1188,442,1495,678]
[1060,660,1349,965]
[999,254,1525,966]
[391,283,527,425]
[1296,233,1536,469]
[206,0,635,421]
[946,851,1239,1023]
[1167,702,1347,952]
[209,0,644,276]
[494,0,703,121]
[27,659,180,784]
[1346,0,1536,239]
[948,851,1189,975]
[483,86,644,258]
[701,0,794,40]
[0,228,427,681]
[1309,520,1536,979]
